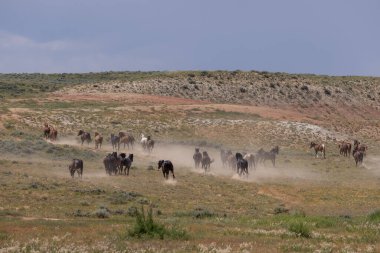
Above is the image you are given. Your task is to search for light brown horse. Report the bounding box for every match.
[120,135,135,149]
[94,132,103,149]
[310,142,325,159]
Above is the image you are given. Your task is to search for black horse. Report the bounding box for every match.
[236,153,248,176]
[118,153,134,175]
[103,152,119,175]
[78,130,91,146]
[69,159,83,178]
[193,148,202,168]
[158,160,175,179]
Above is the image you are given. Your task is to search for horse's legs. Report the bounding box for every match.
[172,170,175,179]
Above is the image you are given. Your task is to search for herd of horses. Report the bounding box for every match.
[309,140,367,166]
[42,124,369,179]
[194,146,280,176]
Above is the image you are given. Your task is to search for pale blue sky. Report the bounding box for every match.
[0,0,379,75]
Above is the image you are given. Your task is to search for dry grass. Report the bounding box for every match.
[0,71,380,252]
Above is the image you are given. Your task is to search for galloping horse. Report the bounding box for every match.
[43,123,58,141]
[193,148,202,168]
[257,146,280,166]
[236,152,248,176]
[338,141,351,157]
[78,130,91,146]
[94,132,103,149]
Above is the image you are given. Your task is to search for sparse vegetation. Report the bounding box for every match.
[288,221,312,238]
[128,206,188,240]
[0,70,379,252]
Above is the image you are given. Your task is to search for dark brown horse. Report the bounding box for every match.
[353,140,367,156]
[193,148,202,168]
[338,141,351,157]
[78,130,91,146]
[201,151,214,173]
[353,150,364,166]
[310,142,325,159]
[43,123,50,139]
[69,159,83,178]
[43,123,58,141]
[146,136,154,153]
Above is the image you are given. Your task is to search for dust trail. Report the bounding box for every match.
[163,178,177,186]
[44,137,325,183]
[47,136,82,147]
[363,155,380,175]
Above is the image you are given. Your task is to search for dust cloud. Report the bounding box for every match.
[41,138,326,183]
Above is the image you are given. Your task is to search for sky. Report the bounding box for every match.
[0,0,379,76]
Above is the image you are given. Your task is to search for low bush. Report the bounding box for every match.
[288,221,311,238]
[128,207,188,240]
[368,209,380,222]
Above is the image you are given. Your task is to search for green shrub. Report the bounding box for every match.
[288,221,311,238]
[128,207,188,240]
[368,210,380,222]
[128,206,166,239]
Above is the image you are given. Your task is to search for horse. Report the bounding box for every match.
[201,151,214,173]
[193,148,202,168]
[310,142,325,159]
[120,135,135,150]
[110,134,120,151]
[158,160,175,179]
[220,149,228,167]
[69,159,83,178]
[353,150,364,167]
[353,140,367,156]
[146,136,154,153]
[243,153,256,170]
[94,132,103,149]
[78,130,91,146]
[141,134,148,150]
[49,127,58,141]
[43,123,50,139]
[338,141,351,157]
[257,146,279,166]
[43,123,57,141]
[103,152,119,175]
[118,153,134,175]
[236,153,248,176]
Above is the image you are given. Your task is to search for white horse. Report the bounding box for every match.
[140,133,148,149]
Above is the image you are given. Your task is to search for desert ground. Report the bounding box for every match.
[0,71,380,252]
